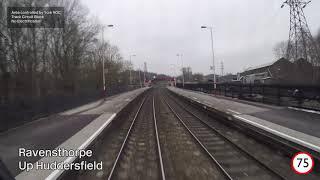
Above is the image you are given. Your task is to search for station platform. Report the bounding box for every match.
[0,87,148,179]
[168,87,320,154]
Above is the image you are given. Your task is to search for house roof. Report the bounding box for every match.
[244,60,277,72]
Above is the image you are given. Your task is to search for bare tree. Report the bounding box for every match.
[273,41,288,59]
[0,0,136,102]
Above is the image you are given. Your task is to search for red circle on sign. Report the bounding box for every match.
[291,152,314,175]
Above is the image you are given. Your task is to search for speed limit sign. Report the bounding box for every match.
[291,152,314,174]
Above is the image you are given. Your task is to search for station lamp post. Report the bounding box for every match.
[102,24,114,94]
[201,25,216,89]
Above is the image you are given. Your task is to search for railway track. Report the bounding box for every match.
[154,90,226,180]
[64,88,319,180]
[163,90,320,180]
[107,94,164,180]
[161,91,285,180]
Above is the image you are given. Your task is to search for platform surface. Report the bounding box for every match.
[168,87,320,153]
[0,88,148,177]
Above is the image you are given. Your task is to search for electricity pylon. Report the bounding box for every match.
[281,0,320,66]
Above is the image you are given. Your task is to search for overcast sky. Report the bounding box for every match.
[81,0,320,76]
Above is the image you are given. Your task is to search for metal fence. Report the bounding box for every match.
[176,83,320,110]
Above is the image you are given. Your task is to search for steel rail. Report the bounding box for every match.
[161,95,233,180]
[152,96,166,180]
[107,97,146,180]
